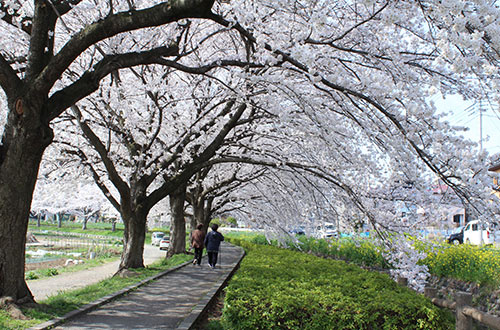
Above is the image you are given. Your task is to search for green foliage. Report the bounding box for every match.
[206,320,225,330]
[210,216,238,228]
[227,233,388,269]
[222,243,453,330]
[25,267,60,280]
[0,310,40,330]
[210,218,222,226]
[25,271,39,280]
[229,232,500,286]
[41,268,59,277]
[296,236,390,269]
[226,216,237,226]
[420,244,500,286]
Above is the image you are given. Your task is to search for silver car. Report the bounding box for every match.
[151,232,165,246]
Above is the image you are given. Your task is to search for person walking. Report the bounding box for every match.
[191,223,205,266]
[204,223,224,269]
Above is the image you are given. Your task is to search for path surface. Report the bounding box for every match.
[28,244,166,301]
[37,242,243,330]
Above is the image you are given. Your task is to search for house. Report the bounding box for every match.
[488,162,500,199]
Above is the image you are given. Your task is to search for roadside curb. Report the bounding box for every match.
[28,259,193,330]
[176,244,246,330]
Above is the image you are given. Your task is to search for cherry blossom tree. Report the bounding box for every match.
[0,0,220,304]
[2,0,500,305]
[186,163,267,232]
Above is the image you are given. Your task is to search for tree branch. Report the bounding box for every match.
[0,54,23,97]
[155,59,265,74]
[146,101,247,208]
[46,45,179,120]
[60,144,121,211]
[71,105,130,201]
[33,0,215,95]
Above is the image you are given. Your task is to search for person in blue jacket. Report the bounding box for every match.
[204,223,224,268]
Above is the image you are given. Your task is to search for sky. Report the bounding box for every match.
[432,94,500,157]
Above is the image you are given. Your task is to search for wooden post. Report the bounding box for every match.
[455,292,472,330]
[424,287,437,299]
[397,277,408,287]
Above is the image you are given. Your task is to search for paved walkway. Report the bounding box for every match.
[30,242,245,330]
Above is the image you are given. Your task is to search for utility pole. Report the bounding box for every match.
[479,100,484,152]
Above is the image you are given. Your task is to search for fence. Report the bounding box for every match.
[39,235,113,250]
[397,277,500,330]
[27,231,122,262]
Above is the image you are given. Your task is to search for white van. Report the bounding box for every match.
[463,220,491,245]
[316,222,338,239]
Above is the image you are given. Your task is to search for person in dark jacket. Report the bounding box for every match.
[204,223,224,268]
[191,223,205,266]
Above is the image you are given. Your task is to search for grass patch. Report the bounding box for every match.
[222,240,453,330]
[226,233,389,269]
[29,221,125,237]
[0,254,192,330]
[25,255,120,280]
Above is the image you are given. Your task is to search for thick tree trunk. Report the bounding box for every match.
[200,197,214,233]
[119,210,147,270]
[57,213,62,228]
[193,200,205,231]
[0,100,53,303]
[82,216,88,230]
[168,184,187,257]
[189,215,197,239]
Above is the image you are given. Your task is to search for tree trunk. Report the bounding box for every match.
[168,184,187,257]
[189,215,197,239]
[202,197,214,233]
[193,200,205,231]
[57,213,62,228]
[0,100,53,303]
[82,216,88,230]
[119,211,147,270]
[37,214,41,227]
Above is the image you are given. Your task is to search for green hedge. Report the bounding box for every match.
[227,234,389,269]
[223,242,453,330]
[294,236,389,269]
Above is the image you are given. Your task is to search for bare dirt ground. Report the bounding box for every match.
[25,259,68,271]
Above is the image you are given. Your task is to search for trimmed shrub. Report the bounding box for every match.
[222,243,453,330]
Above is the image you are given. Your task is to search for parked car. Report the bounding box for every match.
[151,232,165,246]
[316,222,338,239]
[463,220,492,245]
[159,236,170,250]
[290,227,305,235]
[447,226,464,245]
